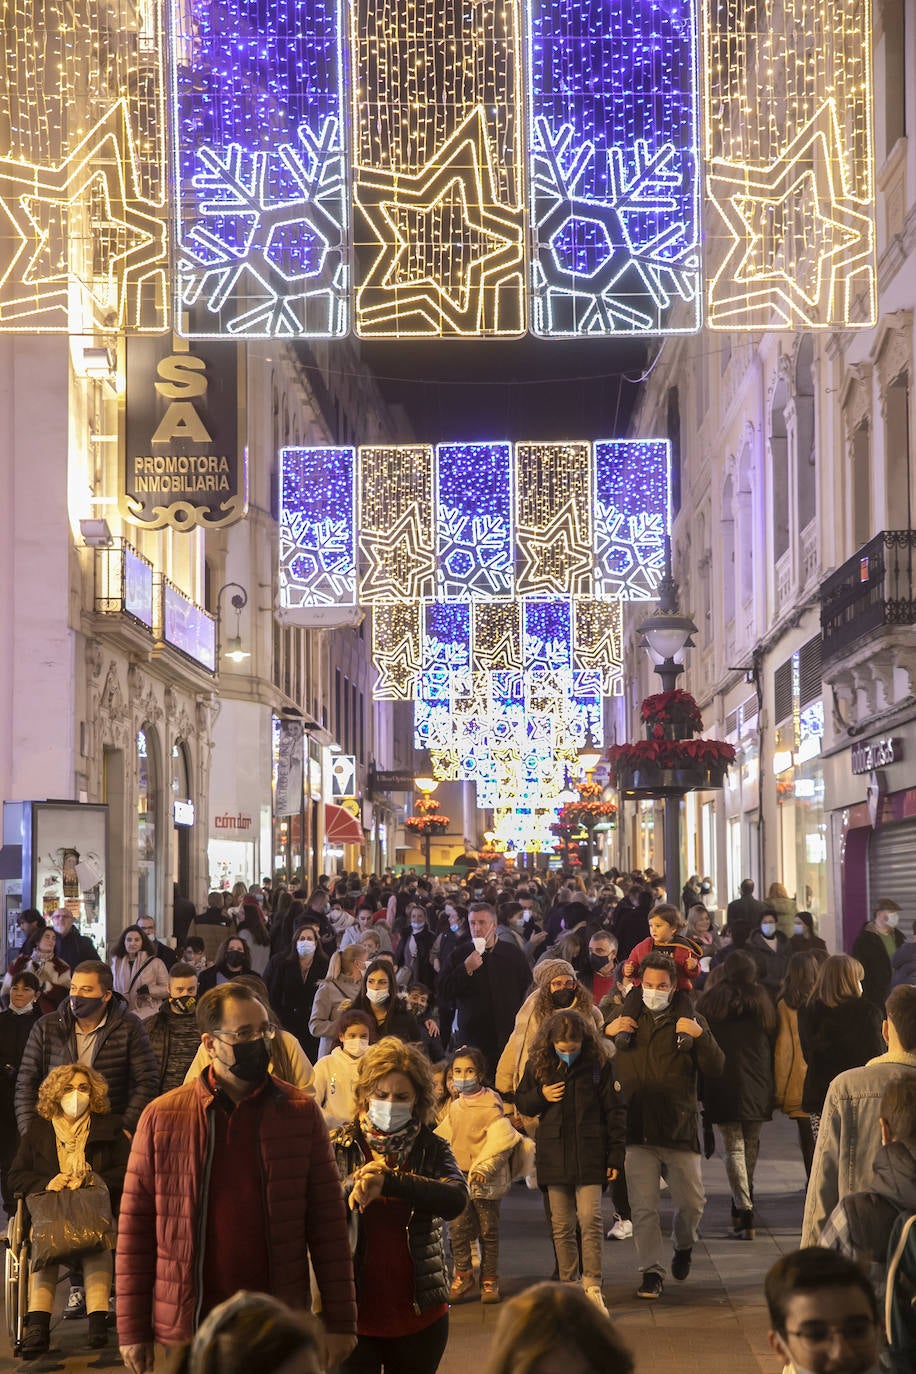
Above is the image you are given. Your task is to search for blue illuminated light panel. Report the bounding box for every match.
[526,0,700,335]
[593,439,670,598]
[436,444,514,599]
[170,0,348,338]
[278,447,356,609]
[421,602,473,701]
[524,600,574,676]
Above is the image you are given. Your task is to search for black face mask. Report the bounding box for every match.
[229,1038,270,1083]
[70,994,105,1021]
[170,996,197,1015]
[589,952,611,973]
[550,988,577,1009]
[224,952,246,971]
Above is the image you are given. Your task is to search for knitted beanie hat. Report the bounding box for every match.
[533,958,576,988]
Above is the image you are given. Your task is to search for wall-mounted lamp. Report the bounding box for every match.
[215,582,250,663]
[79,517,113,548]
[80,345,116,379]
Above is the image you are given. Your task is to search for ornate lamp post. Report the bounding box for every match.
[407,776,449,878]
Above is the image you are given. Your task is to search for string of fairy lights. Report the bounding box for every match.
[0,0,877,337]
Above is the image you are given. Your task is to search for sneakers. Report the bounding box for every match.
[480,1279,501,1304]
[585,1284,608,1314]
[636,1270,664,1300]
[606,1216,634,1240]
[671,1247,693,1280]
[449,1270,476,1300]
[63,1284,86,1319]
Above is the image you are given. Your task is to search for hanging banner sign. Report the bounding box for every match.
[122,337,247,530]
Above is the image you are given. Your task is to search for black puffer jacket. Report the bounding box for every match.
[612,1004,726,1152]
[14,995,158,1135]
[700,1012,775,1124]
[331,1121,467,1313]
[798,997,886,1114]
[515,1041,626,1186]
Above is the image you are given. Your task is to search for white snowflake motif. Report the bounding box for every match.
[594,507,667,599]
[436,506,514,599]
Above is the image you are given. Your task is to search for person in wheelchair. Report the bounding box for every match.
[9,1061,129,1359]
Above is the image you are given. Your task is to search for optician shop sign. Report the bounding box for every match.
[121,337,247,531]
[851,737,902,774]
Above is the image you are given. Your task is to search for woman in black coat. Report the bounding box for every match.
[515,1009,625,1311]
[348,959,424,1046]
[263,920,329,1061]
[798,954,885,1126]
[746,910,791,999]
[697,951,776,1239]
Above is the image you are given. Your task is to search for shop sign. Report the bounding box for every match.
[331,755,357,799]
[173,800,195,826]
[213,812,254,833]
[852,737,901,774]
[122,337,247,530]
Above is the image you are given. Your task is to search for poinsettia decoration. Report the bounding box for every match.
[405,796,450,835]
[641,689,704,731]
[607,737,737,773]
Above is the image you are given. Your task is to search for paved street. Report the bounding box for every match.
[0,1114,804,1373]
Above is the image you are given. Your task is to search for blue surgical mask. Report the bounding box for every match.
[761,921,776,937]
[556,1047,581,1067]
[454,1076,479,1094]
[410,921,426,933]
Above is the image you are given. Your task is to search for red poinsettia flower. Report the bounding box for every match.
[640,689,704,731]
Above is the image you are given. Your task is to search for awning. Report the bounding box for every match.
[324,802,364,846]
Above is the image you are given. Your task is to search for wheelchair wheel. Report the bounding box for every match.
[4,1200,28,1355]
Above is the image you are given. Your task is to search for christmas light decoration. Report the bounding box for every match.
[278,447,356,611]
[574,600,624,694]
[350,0,526,336]
[358,446,437,604]
[170,0,348,337]
[593,439,669,599]
[371,603,422,700]
[515,442,593,596]
[702,0,876,329]
[436,443,514,599]
[526,0,700,336]
[0,0,168,332]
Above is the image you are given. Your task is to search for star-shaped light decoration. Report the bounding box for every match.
[359,503,438,604]
[707,101,876,329]
[0,101,167,332]
[516,494,594,596]
[354,106,525,337]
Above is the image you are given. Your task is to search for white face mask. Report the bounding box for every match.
[367,986,389,1005]
[10,999,36,1016]
[367,1097,413,1132]
[343,1037,369,1058]
[472,936,488,955]
[296,939,316,958]
[642,987,672,1013]
[60,1089,90,1120]
[883,911,900,929]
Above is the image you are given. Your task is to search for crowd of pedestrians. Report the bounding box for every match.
[0,870,913,1372]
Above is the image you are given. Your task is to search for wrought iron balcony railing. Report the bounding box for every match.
[820,530,916,666]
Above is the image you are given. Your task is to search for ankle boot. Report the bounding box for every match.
[87,1311,109,1348]
[21,1311,51,1360]
[739,1208,755,1239]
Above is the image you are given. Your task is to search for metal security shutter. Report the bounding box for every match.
[798,636,822,707]
[868,819,916,939]
[774,660,793,725]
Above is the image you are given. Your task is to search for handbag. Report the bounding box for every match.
[27,1171,115,1270]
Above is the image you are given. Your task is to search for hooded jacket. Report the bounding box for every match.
[14,994,158,1136]
[495,985,603,1097]
[612,1002,725,1152]
[117,1073,356,1346]
[515,1040,626,1186]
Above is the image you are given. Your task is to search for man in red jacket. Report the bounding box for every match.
[116,983,357,1373]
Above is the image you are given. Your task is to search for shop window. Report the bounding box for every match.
[137,726,159,922]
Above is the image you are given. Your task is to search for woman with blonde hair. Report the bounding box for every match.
[10,1062,129,1358]
[331,1037,467,1374]
[765,881,798,939]
[482,1281,634,1374]
[773,949,828,1177]
[798,953,885,1135]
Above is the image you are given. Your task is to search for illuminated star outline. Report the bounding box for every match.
[0,100,167,332]
[516,494,594,596]
[359,503,437,604]
[354,106,525,338]
[708,99,875,329]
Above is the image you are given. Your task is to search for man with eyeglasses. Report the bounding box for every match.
[116,983,357,1374]
[765,1248,881,1374]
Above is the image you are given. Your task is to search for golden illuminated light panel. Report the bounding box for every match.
[371,603,423,701]
[358,445,437,604]
[0,0,168,331]
[350,0,526,336]
[515,442,594,595]
[702,0,876,329]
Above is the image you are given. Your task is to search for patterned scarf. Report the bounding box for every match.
[52,1109,91,1179]
[358,1111,421,1167]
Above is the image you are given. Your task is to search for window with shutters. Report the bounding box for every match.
[774,659,793,725]
[798,637,822,708]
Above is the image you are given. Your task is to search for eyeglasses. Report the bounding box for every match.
[213,1024,278,1046]
[786,1316,877,1347]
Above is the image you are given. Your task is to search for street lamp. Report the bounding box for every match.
[413,776,439,877]
[215,582,250,663]
[414,776,439,796]
[635,545,697,896]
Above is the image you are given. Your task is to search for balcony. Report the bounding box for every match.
[821,530,916,667]
[155,576,217,674]
[94,540,155,630]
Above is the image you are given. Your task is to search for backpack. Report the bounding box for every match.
[885,1211,916,1372]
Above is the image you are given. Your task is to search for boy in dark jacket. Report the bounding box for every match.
[605,952,725,1300]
